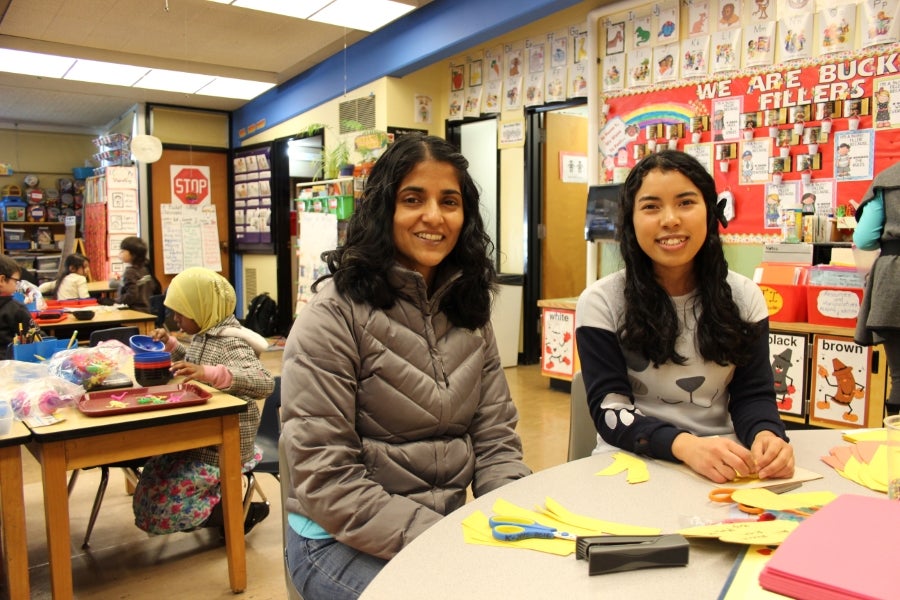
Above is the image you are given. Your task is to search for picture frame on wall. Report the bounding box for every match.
[809,334,871,428]
[606,21,625,55]
[769,331,807,419]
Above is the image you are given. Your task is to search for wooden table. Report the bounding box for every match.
[0,420,31,600]
[86,281,116,297]
[24,383,249,598]
[37,308,157,337]
[360,429,881,599]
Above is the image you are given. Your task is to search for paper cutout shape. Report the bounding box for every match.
[595,452,650,483]
[728,488,836,511]
[679,519,799,545]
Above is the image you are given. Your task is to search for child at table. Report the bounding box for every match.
[110,236,155,312]
[40,253,90,300]
[575,150,794,484]
[132,267,275,535]
[0,255,40,357]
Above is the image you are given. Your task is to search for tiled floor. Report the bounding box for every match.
[17,352,571,598]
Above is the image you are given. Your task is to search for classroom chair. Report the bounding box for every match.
[279,436,304,600]
[568,371,597,461]
[88,326,140,348]
[69,325,144,547]
[243,376,281,514]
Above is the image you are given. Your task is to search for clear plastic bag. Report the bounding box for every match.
[44,343,131,388]
[0,361,84,418]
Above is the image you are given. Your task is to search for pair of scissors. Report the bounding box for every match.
[488,515,576,542]
[708,481,803,515]
[488,516,575,542]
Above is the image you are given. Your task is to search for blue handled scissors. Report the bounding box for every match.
[489,515,576,542]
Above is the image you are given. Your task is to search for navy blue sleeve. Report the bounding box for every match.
[728,318,789,446]
[576,325,686,461]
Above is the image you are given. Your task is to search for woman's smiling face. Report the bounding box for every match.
[632,167,708,294]
[393,159,464,286]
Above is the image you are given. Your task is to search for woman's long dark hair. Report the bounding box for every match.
[313,134,496,329]
[617,150,761,367]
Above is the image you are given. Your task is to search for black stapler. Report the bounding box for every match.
[575,534,689,575]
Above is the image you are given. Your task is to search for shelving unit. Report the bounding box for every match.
[0,221,65,281]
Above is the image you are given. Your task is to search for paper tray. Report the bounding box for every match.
[78,383,211,417]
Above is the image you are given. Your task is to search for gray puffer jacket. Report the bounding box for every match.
[281,265,530,559]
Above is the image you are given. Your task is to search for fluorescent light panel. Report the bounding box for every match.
[207,0,415,32]
[0,49,275,100]
[308,0,415,32]
[230,0,333,19]
[0,48,74,77]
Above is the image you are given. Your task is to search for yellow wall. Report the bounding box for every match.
[0,130,96,181]
[150,107,229,148]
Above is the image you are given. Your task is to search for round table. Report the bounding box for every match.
[360,429,878,599]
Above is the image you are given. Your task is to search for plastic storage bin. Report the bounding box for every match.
[1,197,27,221]
[35,255,61,271]
[807,285,863,327]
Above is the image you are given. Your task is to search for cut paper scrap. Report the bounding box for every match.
[661,461,823,489]
[679,519,799,545]
[841,428,887,443]
[491,498,587,535]
[822,442,888,493]
[728,488,836,511]
[595,452,650,483]
[461,510,574,556]
[541,497,661,536]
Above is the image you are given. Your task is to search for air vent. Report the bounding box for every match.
[339,96,376,132]
[244,266,257,304]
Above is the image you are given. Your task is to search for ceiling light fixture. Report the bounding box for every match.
[207,0,415,32]
[0,49,275,100]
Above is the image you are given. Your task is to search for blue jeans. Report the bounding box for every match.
[285,527,388,600]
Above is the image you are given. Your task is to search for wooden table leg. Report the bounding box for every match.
[218,414,247,593]
[0,446,30,600]
[39,441,74,599]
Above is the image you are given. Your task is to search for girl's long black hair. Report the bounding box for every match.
[54,253,89,296]
[617,150,762,366]
[313,133,496,330]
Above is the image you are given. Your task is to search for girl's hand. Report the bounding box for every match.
[751,431,795,480]
[672,433,758,484]
[150,328,169,344]
[170,360,204,383]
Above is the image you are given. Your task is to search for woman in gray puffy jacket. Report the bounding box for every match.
[282,134,531,600]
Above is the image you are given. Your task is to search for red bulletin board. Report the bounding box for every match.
[598,47,900,241]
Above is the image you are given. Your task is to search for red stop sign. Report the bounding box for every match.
[173,167,210,204]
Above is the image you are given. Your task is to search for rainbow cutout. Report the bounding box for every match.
[622,102,695,128]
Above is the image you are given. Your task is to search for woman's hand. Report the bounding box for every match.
[751,431,795,480]
[150,328,169,344]
[672,433,758,484]
[170,360,204,383]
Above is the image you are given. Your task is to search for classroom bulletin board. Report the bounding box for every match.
[594,0,900,243]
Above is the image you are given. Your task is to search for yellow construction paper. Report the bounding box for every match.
[719,545,785,600]
[542,497,661,536]
[491,498,580,533]
[678,520,799,545]
[729,488,836,511]
[867,444,888,487]
[595,452,650,483]
[842,428,887,443]
[461,510,574,556]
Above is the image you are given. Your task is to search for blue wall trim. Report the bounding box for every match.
[231,0,582,146]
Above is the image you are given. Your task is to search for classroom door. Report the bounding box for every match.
[541,110,588,301]
[149,149,230,290]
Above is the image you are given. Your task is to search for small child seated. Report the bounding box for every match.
[39,254,90,300]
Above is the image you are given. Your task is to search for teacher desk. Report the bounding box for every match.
[360,429,879,600]
[0,420,31,600]
[24,381,249,598]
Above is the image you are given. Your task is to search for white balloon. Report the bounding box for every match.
[130,135,163,163]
